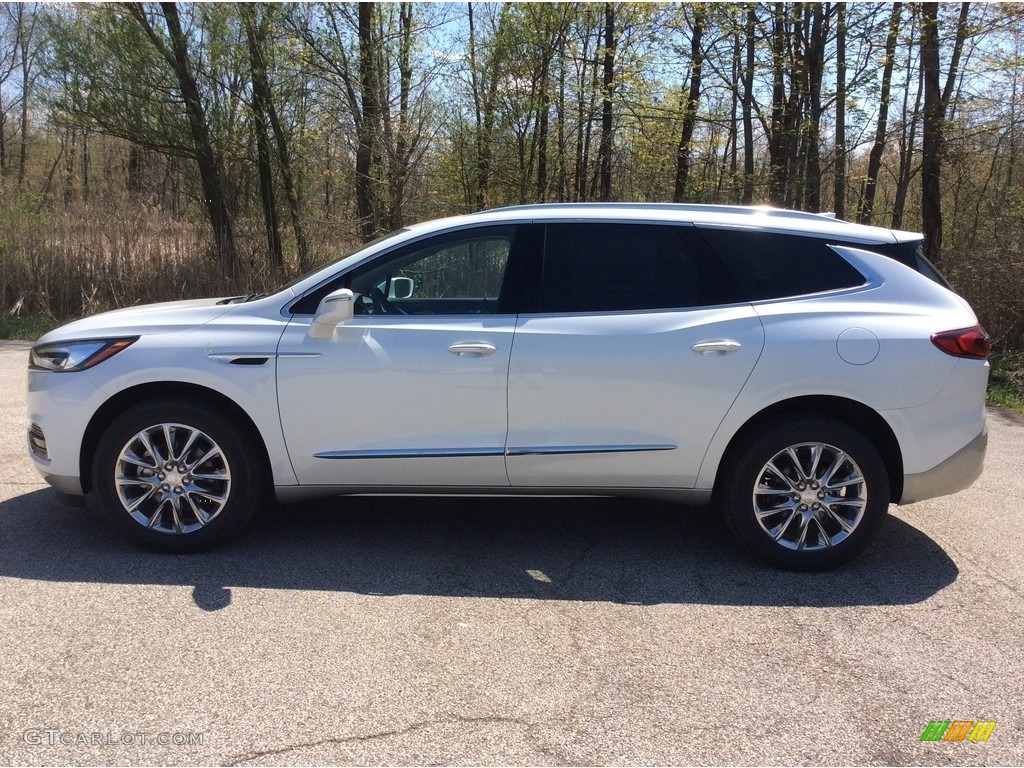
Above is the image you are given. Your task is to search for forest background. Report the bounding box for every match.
[0,2,1022,403]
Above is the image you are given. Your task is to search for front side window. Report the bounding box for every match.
[538,223,743,313]
[292,227,515,316]
[352,233,511,315]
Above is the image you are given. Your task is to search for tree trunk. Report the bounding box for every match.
[147,2,240,286]
[728,25,740,203]
[246,39,283,271]
[920,2,943,264]
[536,56,550,202]
[802,3,827,212]
[597,2,615,202]
[15,3,35,188]
[741,6,755,204]
[574,23,594,201]
[674,7,705,203]
[767,3,790,206]
[242,5,309,271]
[0,101,7,176]
[891,5,921,230]
[355,1,380,241]
[858,2,901,225]
[388,2,414,229]
[833,2,846,218]
[81,128,90,205]
[62,125,76,207]
[941,3,972,114]
[468,3,498,209]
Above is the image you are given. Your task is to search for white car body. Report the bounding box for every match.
[27,204,989,568]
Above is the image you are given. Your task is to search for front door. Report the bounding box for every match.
[277,226,521,488]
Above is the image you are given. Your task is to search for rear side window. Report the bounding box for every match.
[698,228,867,301]
[538,223,743,313]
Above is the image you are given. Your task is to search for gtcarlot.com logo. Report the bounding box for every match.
[920,720,996,742]
[23,729,204,747]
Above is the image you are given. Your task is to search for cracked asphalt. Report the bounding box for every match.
[1,339,1023,766]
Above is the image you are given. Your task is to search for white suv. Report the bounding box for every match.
[27,204,990,569]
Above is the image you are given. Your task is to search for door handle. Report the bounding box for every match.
[692,339,742,355]
[448,341,497,358]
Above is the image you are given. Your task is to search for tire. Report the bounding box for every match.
[92,398,267,553]
[718,417,890,571]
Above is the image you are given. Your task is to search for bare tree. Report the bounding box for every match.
[241,4,310,270]
[833,2,847,218]
[597,2,616,201]
[673,6,705,202]
[920,1,971,265]
[127,2,240,285]
[858,3,902,225]
[12,3,41,186]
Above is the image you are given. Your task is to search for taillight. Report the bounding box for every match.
[931,325,991,359]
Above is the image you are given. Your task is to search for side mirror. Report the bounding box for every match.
[308,288,354,338]
[389,276,414,300]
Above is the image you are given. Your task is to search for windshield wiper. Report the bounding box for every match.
[216,293,267,305]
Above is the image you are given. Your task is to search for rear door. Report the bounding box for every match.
[505,222,764,489]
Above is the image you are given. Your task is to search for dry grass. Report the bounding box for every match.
[0,197,358,321]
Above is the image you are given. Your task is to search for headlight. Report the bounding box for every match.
[29,337,138,372]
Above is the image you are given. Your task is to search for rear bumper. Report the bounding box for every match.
[900,425,987,504]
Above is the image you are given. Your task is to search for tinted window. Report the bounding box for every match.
[869,239,953,290]
[698,228,867,301]
[538,223,743,313]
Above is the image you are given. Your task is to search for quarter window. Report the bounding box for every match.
[698,228,867,301]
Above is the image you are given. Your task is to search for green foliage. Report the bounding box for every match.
[0,314,61,341]
[988,355,1024,415]
[43,5,192,154]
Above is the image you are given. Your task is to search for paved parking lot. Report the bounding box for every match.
[1,339,1022,765]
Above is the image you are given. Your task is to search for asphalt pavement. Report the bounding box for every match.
[1,339,1022,765]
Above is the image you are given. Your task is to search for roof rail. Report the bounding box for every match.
[478,202,842,222]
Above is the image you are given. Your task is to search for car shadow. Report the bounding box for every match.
[1,488,958,610]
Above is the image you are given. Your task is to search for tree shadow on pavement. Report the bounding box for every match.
[0,488,957,609]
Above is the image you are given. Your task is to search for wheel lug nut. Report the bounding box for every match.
[798,503,808,511]
[174,486,183,494]
[158,473,165,480]
[161,483,170,491]
[818,491,825,499]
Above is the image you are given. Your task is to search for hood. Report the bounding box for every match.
[35,298,242,343]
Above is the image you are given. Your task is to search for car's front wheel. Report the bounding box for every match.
[718,417,890,570]
[92,398,266,552]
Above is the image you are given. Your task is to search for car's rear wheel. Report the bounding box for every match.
[92,399,266,552]
[719,417,890,570]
